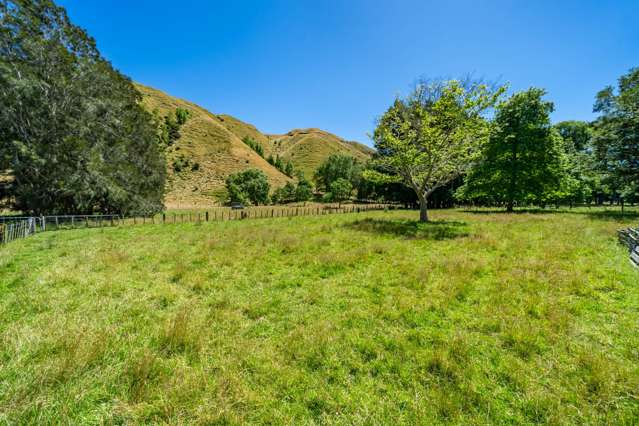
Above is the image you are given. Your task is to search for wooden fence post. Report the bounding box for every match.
[206,211,209,222]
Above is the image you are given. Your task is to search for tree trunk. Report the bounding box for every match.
[419,197,429,222]
[506,200,514,212]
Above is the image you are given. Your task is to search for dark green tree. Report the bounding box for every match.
[554,121,601,205]
[591,67,639,200]
[284,160,294,177]
[459,88,566,211]
[0,0,165,215]
[314,154,358,191]
[327,178,352,207]
[225,169,270,205]
[294,173,313,203]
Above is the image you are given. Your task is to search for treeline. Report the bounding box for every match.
[0,0,166,215]
[230,67,639,218]
[363,71,639,221]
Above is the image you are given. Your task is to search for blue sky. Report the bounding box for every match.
[59,0,638,146]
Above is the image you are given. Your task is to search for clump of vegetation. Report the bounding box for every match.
[314,154,361,192]
[267,154,295,177]
[158,107,191,148]
[272,173,314,204]
[172,154,199,173]
[323,177,353,206]
[242,136,265,157]
[225,168,270,205]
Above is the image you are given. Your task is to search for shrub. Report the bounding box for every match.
[226,169,270,205]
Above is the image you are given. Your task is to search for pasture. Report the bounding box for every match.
[1,208,638,424]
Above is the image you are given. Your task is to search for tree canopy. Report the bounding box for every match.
[592,67,639,200]
[314,154,360,192]
[459,88,566,210]
[0,0,166,215]
[368,78,504,221]
[225,169,270,205]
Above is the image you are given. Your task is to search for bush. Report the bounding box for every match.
[226,169,270,205]
[326,178,353,206]
[242,136,265,157]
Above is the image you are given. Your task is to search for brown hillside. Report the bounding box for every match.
[265,128,373,178]
[137,84,291,208]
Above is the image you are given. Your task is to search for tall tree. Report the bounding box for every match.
[0,0,166,215]
[591,67,639,201]
[459,88,566,211]
[368,78,504,221]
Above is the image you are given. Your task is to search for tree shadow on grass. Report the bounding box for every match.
[461,208,639,222]
[344,218,468,240]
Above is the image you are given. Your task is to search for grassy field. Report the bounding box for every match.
[1,209,638,424]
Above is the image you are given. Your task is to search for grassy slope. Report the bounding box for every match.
[265,129,374,178]
[136,84,291,208]
[136,85,373,207]
[1,209,638,424]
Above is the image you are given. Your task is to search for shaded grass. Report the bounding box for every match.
[0,209,638,424]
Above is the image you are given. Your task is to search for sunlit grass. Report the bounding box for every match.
[0,209,638,424]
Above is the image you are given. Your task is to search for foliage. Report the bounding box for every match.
[294,173,314,202]
[272,181,297,204]
[242,136,264,157]
[458,88,567,210]
[272,173,314,204]
[326,178,352,205]
[314,154,360,191]
[1,209,638,423]
[592,67,639,200]
[369,78,504,221]
[554,121,601,204]
[175,107,191,126]
[267,153,295,177]
[172,154,199,173]
[0,0,166,215]
[225,168,270,205]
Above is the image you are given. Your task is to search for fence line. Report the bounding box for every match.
[0,204,397,246]
[618,227,639,268]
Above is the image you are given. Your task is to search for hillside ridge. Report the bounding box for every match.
[136,84,372,208]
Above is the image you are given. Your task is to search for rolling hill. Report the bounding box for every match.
[137,85,373,208]
[265,128,374,178]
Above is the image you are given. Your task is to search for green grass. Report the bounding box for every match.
[1,209,638,424]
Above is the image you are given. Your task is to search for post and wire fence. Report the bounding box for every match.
[0,203,398,246]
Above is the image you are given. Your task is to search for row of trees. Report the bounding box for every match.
[251,67,637,221]
[367,69,639,221]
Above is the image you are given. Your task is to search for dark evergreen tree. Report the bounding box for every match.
[0,0,166,214]
[458,88,566,211]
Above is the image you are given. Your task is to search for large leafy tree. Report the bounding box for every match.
[368,78,504,221]
[591,67,639,200]
[459,88,566,211]
[0,0,166,215]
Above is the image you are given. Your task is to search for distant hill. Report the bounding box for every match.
[265,129,374,178]
[137,84,373,208]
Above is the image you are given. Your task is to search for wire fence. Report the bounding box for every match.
[0,203,397,246]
